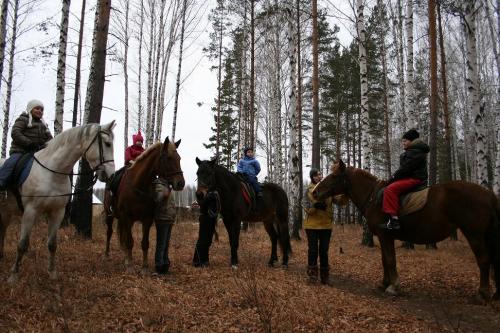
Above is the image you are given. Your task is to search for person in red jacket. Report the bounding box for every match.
[125,131,145,166]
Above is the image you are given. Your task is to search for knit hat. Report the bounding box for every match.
[309,168,320,181]
[26,99,45,128]
[402,128,419,141]
[243,146,253,156]
[132,131,144,144]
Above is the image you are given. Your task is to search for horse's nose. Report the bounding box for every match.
[177,179,185,190]
[196,190,205,201]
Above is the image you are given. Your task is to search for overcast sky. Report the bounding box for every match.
[5,0,354,187]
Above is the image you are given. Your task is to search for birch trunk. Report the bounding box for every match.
[465,0,488,188]
[145,0,157,145]
[381,9,391,179]
[249,0,256,147]
[216,0,224,161]
[311,0,320,169]
[54,0,71,135]
[72,0,86,127]
[0,0,9,93]
[151,1,166,143]
[296,0,303,227]
[357,0,371,172]
[390,0,405,131]
[1,0,19,158]
[122,0,130,149]
[287,2,300,239]
[428,0,438,186]
[137,0,144,131]
[405,0,416,129]
[171,0,187,141]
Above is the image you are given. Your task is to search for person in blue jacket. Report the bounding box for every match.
[237,147,262,197]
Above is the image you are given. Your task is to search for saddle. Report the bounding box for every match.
[107,166,127,195]
[376,183,429,216]
[235,172,259,210]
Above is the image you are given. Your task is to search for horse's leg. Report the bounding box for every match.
[141,220,152,275]
[104,215,113,257]
[225,218,240,268]
[463,235,491,300]
[119,219,135,273]
[263,219,278,267]
[46,208,65,280]
[378,235,400,295]
[8,208,37,283]
[0,214,7,260]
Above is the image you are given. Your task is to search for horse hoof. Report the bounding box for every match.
[49,270,58,280]
[267,261,277,268]
[231,265,238,270]
[281,264,288,269]
[385,285,399,296]
[7,274,18,284]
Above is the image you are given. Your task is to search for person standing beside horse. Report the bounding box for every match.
[0,100,52,191]
[124,131,145,166]
[382,129,430,230]
[304,168,334,285]
[237,147,262,198]
[152,177,177,275]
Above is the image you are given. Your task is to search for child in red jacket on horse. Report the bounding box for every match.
[125,131,145,166]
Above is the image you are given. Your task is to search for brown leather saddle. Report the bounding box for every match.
[376,183,429,216]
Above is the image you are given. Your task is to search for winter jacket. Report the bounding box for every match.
[391,139,430,182]
[303,183,333,230]
[10,112,53,155]
[237,156,261,177]
[153,178,176,224]
[125,144,145,165]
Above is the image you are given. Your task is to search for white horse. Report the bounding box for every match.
[0,121,116,283]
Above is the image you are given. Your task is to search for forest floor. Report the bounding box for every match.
[0,218,499,332]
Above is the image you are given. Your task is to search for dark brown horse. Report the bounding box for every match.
[313,160,500,300]
[104,137,184,273]
[193,158,291,268]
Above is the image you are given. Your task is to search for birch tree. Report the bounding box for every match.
[0,0,9,93]
[311,0,320,169]
[405,0,416,129]
[72,0,86,127]
[54,0,71,135]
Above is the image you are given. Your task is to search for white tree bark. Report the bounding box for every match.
[357,0,371,171]
[405,0,416,129]
[1,0,19,158]
[137,0,144,131]
[145,0,157,145]
[464,0,488,187]
[286,1,300,232]
[122,0,130,149]
[0,0,10,94]
[54,0,71,135]
[171,0,187,141]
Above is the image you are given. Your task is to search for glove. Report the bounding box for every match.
[313,202,327,210]
[27,142,39,151]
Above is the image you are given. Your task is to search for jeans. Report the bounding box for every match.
[245,174,261,193]
[306,229,332,268]
[0,153,22,188]
[155,223,173,268]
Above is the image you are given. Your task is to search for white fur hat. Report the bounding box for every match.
[26,99,45,128]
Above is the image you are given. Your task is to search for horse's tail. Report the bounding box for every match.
[487,195,500,295]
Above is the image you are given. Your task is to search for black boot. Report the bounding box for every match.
[307,265,318,284]
[320,266,333,286]
[378,216,400,230]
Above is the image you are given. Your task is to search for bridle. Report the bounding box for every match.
[158,145,183,185]
[34,125,114,177]
[337,172,378,215]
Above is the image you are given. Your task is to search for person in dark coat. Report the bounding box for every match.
[0,99,52,191]
[237,147,262,196]
[381,128,430,230]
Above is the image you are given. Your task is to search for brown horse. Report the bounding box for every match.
[313,160,500,300]
[104,137,184,273]
[193,158,291,268]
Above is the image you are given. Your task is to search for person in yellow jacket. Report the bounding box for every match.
[304,168,334,285]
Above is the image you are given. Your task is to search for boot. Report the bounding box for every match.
[307,265,318,284]
[320,266,333,286]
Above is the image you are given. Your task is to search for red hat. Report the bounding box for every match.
[132,131,143,144]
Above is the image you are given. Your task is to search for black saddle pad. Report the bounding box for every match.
[108,166,127,195]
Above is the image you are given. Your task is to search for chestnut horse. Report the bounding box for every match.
[313,160,500,300]
[104,137,184,273]
[193,158,291,268]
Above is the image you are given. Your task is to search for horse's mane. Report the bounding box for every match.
[347,166,381,183]
[41,124,98,157]
[129,142,162,169]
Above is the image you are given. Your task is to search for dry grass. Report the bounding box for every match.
[0,219,499,332]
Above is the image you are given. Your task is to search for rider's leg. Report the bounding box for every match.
[0,153,22,190]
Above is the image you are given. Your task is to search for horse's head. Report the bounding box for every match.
[313,160,350,201]
[158,136,185,191]
[195,157,216,201]
[84,121,116,182]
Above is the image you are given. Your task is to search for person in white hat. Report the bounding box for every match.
[0,99,53,191]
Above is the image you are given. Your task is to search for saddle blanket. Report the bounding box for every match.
[399,188,429,216]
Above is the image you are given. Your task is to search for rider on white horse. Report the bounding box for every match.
[0,99,53,191]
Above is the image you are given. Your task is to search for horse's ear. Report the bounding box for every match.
[196,157,201,165]
[104,120,116,131]
[163,136,170,147]
[175,139,181,148]
[339,159,346,172]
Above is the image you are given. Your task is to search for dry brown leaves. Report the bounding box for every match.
[0,220,499,332]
